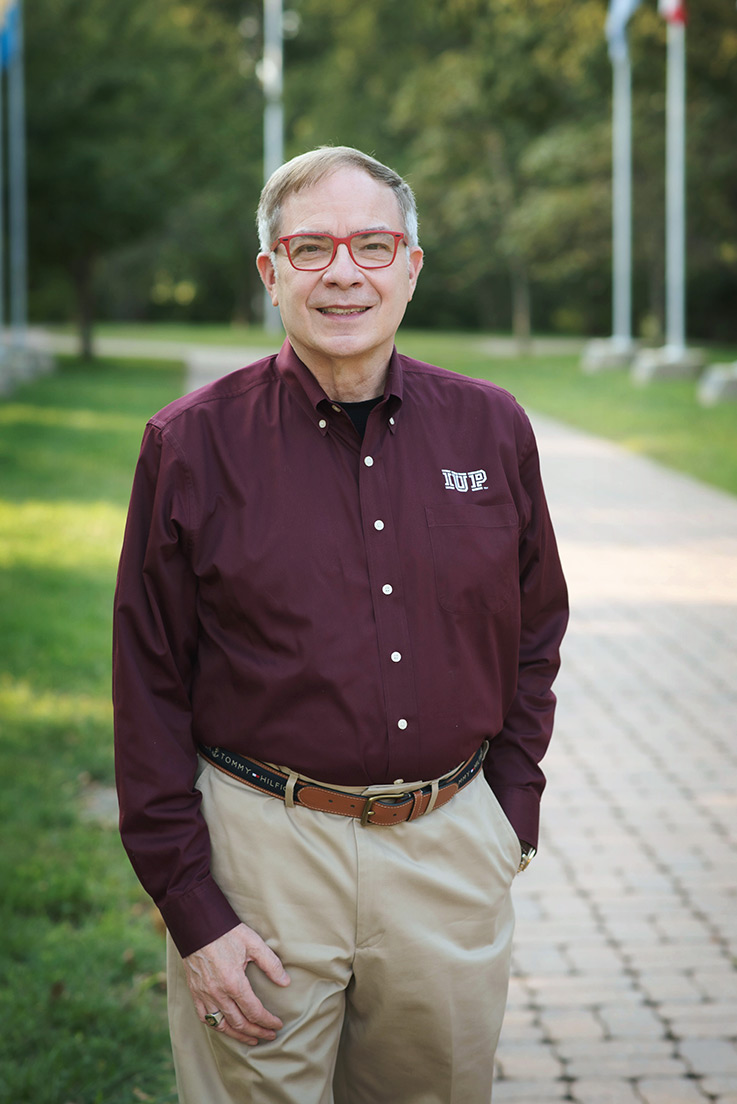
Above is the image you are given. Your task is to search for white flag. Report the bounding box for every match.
[606,0,644,61]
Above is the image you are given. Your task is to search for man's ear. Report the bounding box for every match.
[407,247,424,302]
[257,253,279,306]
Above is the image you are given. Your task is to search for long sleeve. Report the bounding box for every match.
[483,423,569,849]
[113,422,240,956]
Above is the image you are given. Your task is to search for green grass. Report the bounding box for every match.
[0,357,183,1104]
[47,320,279,347]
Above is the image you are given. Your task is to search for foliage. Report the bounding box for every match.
[23,0,737,343]
[25,0,255,353]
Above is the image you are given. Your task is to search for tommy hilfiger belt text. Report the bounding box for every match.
[197,744,486,827]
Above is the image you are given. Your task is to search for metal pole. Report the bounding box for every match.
[664,19,686,354]
[0,59,5,352]
[262,0,283,334]
[611,51,632,351]
[8,0,26,351]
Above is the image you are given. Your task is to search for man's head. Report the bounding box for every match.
[256,148,424,392]
[257,146,420,256]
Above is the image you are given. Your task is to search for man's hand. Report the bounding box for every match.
[183,923,291,1046]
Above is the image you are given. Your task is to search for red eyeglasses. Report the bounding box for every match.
[271,231,405,271]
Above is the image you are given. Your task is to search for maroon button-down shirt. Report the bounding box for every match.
[113,341,568,956]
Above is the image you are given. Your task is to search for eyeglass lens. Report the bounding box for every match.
[286,232,399,270]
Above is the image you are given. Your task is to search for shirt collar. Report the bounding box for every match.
[275,340,404,433]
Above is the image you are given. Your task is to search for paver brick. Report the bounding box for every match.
[494,1042,564,1081]
[679,1039,737,1076]
[637,972,705,1003]
[596,1003,666,1039]
[555,1040,686,1080]
[701,1075,737,1098]
[492,1081,568,1101]
[497,1009,545,1043]
[539,1008,606,1042]
[568,1082,643,1104]
[496,417,737,1102]
[691,969,737,1000]
[636,1078,709,1103]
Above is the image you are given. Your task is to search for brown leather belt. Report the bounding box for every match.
[198,743,486,827]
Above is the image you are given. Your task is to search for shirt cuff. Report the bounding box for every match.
[488,782,541,851]
[159,875,242,958]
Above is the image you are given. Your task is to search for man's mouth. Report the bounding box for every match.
[317,306,371,316]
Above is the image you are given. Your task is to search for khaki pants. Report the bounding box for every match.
[167,760,519,1104]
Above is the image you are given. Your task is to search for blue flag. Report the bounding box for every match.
[606,0,643,61]
[0,1,19,70]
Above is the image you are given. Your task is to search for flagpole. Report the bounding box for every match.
[8,0,27,352]
[262,0,283,334]
[0,55,5,355]
[611,50,632,352]
[664,17,686,355]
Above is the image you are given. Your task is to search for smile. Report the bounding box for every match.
[317,307,371,316]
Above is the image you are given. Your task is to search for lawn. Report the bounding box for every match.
[0,357,184,1104]
[1,335,735,1101]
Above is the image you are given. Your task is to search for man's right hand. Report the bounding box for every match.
[183,922,291,1046]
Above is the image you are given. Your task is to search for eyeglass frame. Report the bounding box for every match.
[270,230,406,271]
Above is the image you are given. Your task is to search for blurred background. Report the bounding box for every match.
[22,0,737,355]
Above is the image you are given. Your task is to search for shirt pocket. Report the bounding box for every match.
[425,503,519,614]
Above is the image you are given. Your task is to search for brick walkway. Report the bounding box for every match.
[494,416,737,1103]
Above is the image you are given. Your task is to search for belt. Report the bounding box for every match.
[198,743,487,827]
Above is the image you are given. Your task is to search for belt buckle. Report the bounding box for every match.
[360,791,406,827]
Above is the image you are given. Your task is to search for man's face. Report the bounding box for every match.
[257,167,424,381]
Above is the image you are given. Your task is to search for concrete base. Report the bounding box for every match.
[697,362,737,406]
[631,345,706,383]
[185,347,273,394]
[580,338,637,373]
[0,338,56,395]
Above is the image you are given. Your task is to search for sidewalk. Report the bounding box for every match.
[494,415,737,1103]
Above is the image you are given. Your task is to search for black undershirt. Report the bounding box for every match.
[339,397,382,439]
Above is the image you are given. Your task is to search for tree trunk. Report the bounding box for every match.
[71,256,96,360]
[510,259,531,354]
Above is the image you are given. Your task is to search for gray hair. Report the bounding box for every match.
[256,146,420,254]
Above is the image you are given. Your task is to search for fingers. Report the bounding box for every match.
[246,936,291,989]
[204,997,278,1046]
[185,923,291,1046]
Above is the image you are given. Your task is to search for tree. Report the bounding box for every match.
[25,0,248,356]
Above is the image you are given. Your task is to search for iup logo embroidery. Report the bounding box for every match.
[441,469,488,492]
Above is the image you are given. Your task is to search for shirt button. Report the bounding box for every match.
[382,584,393,595]
[397,719,408,730]
[389,416,395,425]
[374,520,385,531]
[332,404,341,412]
[364,455,374,467]
[391,651,402,663]
[318,419,327,429]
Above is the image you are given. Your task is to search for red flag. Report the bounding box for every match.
[659,0,687,23]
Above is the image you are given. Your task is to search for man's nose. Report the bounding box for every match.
[323,242,364,281]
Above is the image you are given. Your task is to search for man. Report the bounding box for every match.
[113,146,568,1104]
